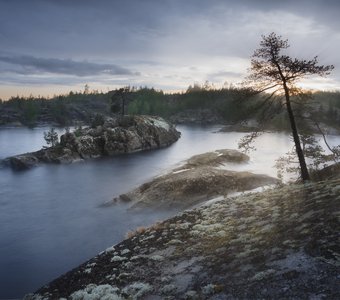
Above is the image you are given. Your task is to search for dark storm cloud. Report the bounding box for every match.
[0,0,169,58]
[0,54,139,76]
[1,0,339,58]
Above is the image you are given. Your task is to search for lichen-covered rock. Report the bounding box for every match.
[124,167,277,210]
[186,149,249,167]
[114,149,277,209]
[6,115,180,170]
[27,179,340,299]
[75,135,103,159]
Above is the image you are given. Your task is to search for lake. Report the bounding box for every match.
[0,125,338,298]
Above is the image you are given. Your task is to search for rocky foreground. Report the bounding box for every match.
[26,175,339,299]
[6,115,180,170]
[115,149,278,210]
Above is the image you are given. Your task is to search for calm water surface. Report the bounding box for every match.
[0,125,338,298]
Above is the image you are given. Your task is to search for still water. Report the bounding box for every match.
[0,125,338,298]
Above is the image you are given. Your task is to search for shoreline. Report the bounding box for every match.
[26,177,340,299]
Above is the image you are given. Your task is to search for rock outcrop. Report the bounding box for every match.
[26,178,340,299]
[114,149,278,209]
[6,115,181,170]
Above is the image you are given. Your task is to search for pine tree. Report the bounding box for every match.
[243,33,334,181]
[44,128,59,147]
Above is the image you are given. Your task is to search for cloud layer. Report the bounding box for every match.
[0,55,139,76]
[0,0,339,98]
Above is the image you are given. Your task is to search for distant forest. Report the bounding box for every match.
[0,84,339,131]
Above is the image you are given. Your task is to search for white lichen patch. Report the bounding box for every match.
[252,269,276,281]
[141,234,155,242]
[235,249,257,259]
[160,284,177,295]
[167,239,183,245]
[111,255,127,262]
[104,246,116,253]
[105,274,116,281]
[214,230,227,237]
[332,185,340,194]
[145,116,170,131]
[120,249,131,255]
[161,276,172,283]
[70,284,122,300]
[122,261,133,269]
[229,233,253,245]
[150,255,165,261]
[169,223,177,229]
[184,290,199,299]
[130,255,144,261]
[258,223,274,234]
[282,240,294,246]
[241,216,257,225]
[86,262,97,268]
[191,223,225,237]
[201,283,216,296]
[176,222,192,230]
[236,223,247,231]
[271,247,282,254]
[118,273,132,280]
[190,230,203,237]
[122,282,153,299]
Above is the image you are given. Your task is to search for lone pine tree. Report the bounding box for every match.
[44,128,59,147]
[245,33,334,181]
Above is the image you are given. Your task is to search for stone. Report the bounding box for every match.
[6,115,180,170]
[9,154,40,170]
[116,149,278,210]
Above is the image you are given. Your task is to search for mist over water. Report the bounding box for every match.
[0,125,338,298]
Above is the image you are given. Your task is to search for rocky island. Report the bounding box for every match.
[5,115,181,170]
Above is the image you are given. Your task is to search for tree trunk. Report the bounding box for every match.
[284,87,310,181]
[122,97,125,116]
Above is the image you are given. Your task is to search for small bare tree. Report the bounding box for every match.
[242,32,334,181]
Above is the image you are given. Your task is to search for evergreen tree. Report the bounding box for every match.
[44,128,59,147]
[242,33,334,181]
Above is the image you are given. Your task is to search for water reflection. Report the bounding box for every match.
[0,125,337,298]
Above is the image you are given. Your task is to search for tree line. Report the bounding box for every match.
[1,84,339,131]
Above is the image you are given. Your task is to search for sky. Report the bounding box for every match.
[0,0,339,99]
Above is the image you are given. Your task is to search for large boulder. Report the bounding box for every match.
[103,116,181,155]
[124,167,278,210]
[114,149,278,209]
[8,154,40,170]
[75,135,103,159]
